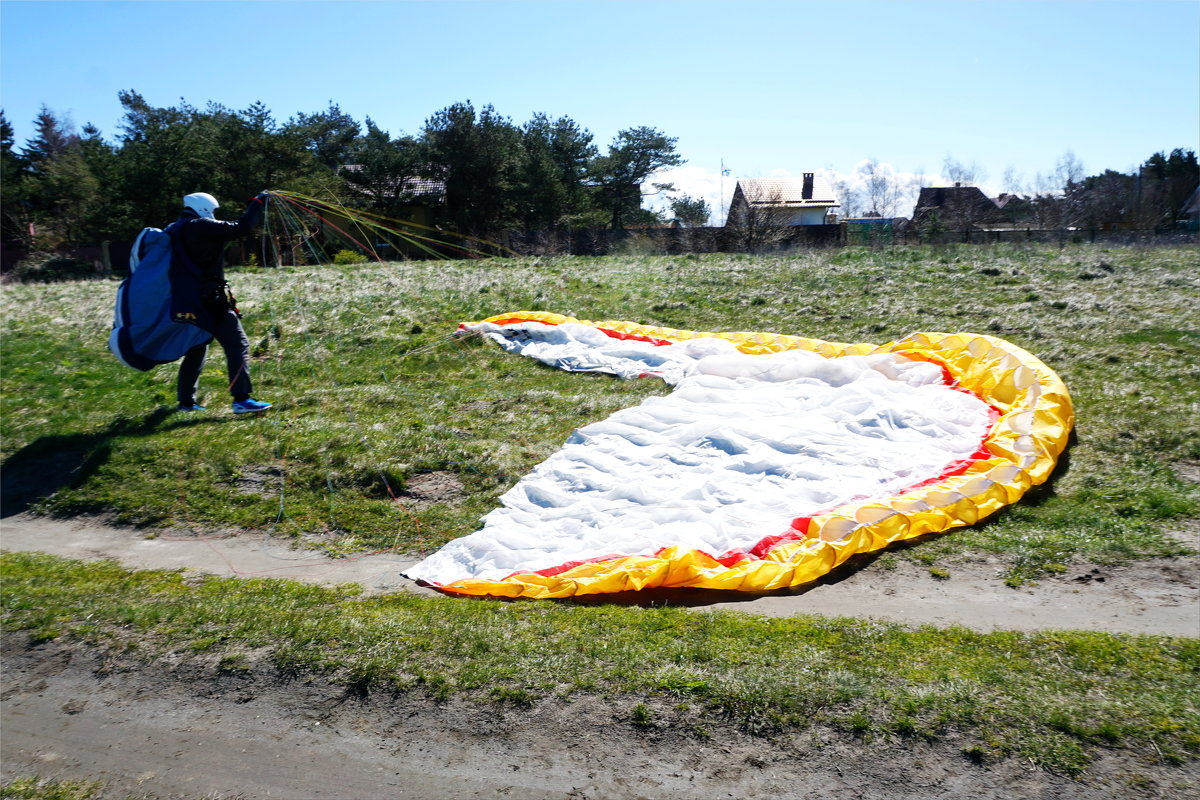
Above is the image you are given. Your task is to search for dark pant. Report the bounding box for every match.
[177,308,253,404]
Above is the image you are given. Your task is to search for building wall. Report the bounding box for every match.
[788,208,829,226]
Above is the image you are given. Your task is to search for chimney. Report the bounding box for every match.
[802,173,814,200]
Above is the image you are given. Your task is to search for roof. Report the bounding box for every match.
[911,185,1005,225]
[735,176,839,208]
[1182,185,1200,216]
[339,165,446,202]
[914,185,994,208]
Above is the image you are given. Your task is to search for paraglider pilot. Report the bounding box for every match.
[174,191,272,414]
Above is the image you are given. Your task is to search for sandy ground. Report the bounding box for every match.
[2,513,1198,799]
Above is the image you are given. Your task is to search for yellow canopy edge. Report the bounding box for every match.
[442,312,1074,598]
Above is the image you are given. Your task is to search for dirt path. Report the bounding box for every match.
[3,514,1198,798]
[2,513,1197,636]
[4,635,1197,800]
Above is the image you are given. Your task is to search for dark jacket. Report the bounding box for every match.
[173,197,266,290]
[163,197,265,330]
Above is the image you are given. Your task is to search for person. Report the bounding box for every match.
[173,191,273,414]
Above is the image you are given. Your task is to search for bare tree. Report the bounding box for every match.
[942,155,987,186]
[831,176,861,219]
[1051,150,1087,228]
[1002,165,1025,195]
[1054,150,1085,190]
[1030,170,1065,229]
[911,166,934,191]
[725,183,794,252]
[905,167,933,219]
[857,159,910,218]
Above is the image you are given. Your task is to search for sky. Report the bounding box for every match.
[2,0,1197,223]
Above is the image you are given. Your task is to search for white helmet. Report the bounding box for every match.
[183,192,220,219]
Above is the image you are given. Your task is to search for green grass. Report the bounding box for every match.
[3,550,1198,776]
[2,245,1197,580]
[2,246,1198,778]
[0,777,106,800]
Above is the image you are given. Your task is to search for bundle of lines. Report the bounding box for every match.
[262,190,504,265]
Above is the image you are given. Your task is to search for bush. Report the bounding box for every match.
[613,233,666,257]
[332,249,369,265]
[5,254,99,283]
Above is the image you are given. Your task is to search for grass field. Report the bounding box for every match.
[2,244,1196,580]
[2,243,1198,776]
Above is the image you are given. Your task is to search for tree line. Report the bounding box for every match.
[1,92,710,253]
[3,91,1195,258]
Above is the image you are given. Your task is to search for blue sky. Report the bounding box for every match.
[2,0,1197,220]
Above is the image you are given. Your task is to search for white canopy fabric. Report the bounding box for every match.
[405,321,993,587]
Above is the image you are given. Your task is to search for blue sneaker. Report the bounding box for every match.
[232,398,272,414]
[176,403,206,412]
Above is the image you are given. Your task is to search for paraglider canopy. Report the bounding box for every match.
[403,312,1074,599]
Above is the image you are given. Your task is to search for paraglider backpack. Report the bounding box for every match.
[108,223,215,371]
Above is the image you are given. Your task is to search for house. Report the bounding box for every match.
[725,174,839,227]
[1181,185,1200,232]
[337,165,446,228]
[910,184,1007,231]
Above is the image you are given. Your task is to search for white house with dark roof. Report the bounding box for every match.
[725,173,839,227]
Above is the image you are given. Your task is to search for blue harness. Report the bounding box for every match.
[108,222,215,371]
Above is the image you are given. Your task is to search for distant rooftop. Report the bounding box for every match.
[737,175,839,208]
[339,165,446,201]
